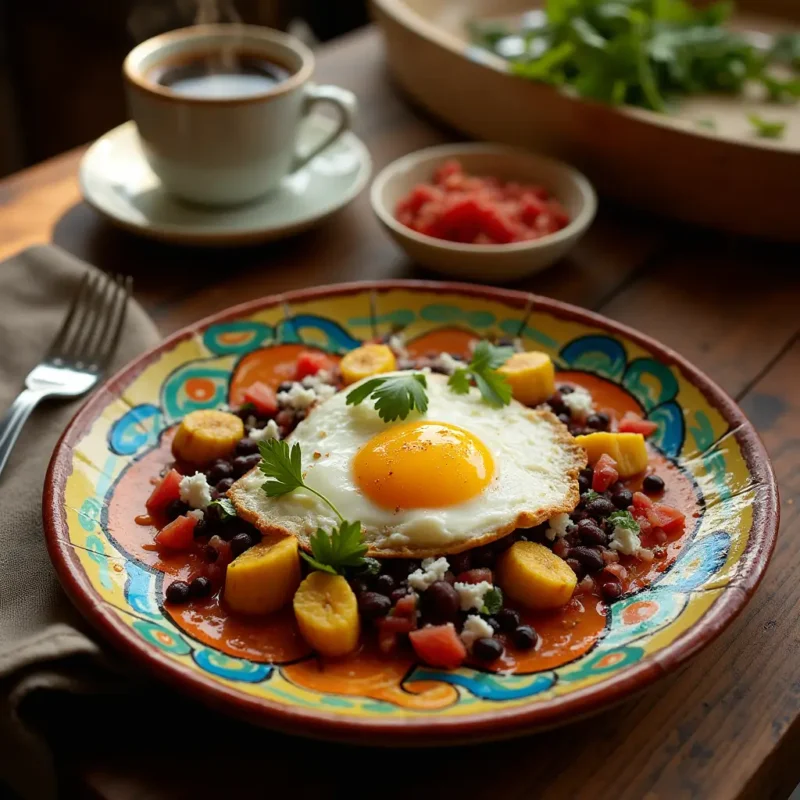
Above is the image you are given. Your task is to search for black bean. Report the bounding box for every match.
[485,617,501,634]
[586,412,610,431]
[473,637,504,662]
[586,497,616,519]
[384,559,414,579]
[165,499,189,521]
[471,548,495,569]
[277,381,294,393]
[189,576,212,598]
[565,558,584,578]
[232,453,261,477]
[359,591,392,620]
[578,473,591,493]
[216,477,235,494]
[448,551,472,575]
[389,587,411,604]
[204,545,219,563]
[230,533,253,558]
[577,518,608,546]
[557,413,571,425]
[373,574,396,596]
[612,488,633,509]
[513,625,539,650]
[235,438,259,457]
[349,578,370,596]
[421,581,460,625]
[492,535,516,554]
[558,385,575,395]
[601,581,623,601]
[496,607,521,633]
[579,467,594,485]
[547,392,566,415]
[207,460,233,485]
[193,518,210,539]
[569,546,605,573]
[643,474,665,495]
[570,509,590,524]
[165,580,191,604]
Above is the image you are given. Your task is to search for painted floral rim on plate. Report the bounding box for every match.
[44,280,779,743]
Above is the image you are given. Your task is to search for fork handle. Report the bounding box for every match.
[0,389,46,479]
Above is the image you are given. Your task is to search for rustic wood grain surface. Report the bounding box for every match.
[1,26,798,800]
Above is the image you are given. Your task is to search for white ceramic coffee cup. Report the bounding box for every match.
[124,24,357,206]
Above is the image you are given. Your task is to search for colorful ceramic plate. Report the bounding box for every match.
[44,281,778,743]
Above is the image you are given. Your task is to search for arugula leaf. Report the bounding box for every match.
[747,113,786,139]
[346,373,428,422]
[608,510,640,532]
[300,520,369,576]
[481,586,504,616]
[448,340,513,408]
[258,439,344,521]
[207,497,236,521]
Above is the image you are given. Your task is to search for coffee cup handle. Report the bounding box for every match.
[291,84,357,172]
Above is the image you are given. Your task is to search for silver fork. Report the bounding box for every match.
[0,271,132,479]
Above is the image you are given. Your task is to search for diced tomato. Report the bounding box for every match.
[632,491,653,512]
[592,453,620,492]
[455,568,493,585]
[243,381,278,416]
[619,412,659,436]
[208,535,232,567]
[155,513,198,550]
[547,199,570,228]
[378,615,416,634]
[378,628,400,654]
[519,193,546,225]
[433,160,462,185]
[145,469,182,516]
[294,350,335,381]
[393,593,417,618]
[409,624,467,670]
[646,503,686,534]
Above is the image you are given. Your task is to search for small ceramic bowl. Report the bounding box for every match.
[370,143,597,283]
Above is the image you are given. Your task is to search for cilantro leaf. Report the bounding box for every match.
[448,340,513,408]
[300,520,369,576]
[582,489,601,503]
[207,497,236,521]
[346,373,428,422]
[747,113,786,139]
[481,586,504,616]
[608,510,640,532]
[258,439,344,521]
[258,439,304,497]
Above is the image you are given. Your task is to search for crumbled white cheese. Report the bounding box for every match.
[277,383,317,410]
[562,388,594,419]
[187,509,205,521]
[609,524,642,556]
[545,512,572,541]
[249,419,281,442]
[388,334,408,359]
[408,557,450,591]
[301,371,337,402]
[454,580,494,612]
[433,352,462,375]
[460,615,495,650]
[179,472,213,510]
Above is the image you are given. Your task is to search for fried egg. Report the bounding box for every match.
[230,372,585,558]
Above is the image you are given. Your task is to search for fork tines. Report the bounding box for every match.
[48,271,132,371]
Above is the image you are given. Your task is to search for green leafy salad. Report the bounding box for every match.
[470,0,800,136]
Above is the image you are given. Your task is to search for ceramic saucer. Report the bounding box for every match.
[79,117,372,246]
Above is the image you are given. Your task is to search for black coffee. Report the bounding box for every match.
[151,53,291,99]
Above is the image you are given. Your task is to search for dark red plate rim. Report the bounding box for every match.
[43,279,779,744]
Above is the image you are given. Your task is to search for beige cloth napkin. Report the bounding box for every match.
[0,246,161,799]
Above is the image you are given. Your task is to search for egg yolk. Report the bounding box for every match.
[353,421,494,510]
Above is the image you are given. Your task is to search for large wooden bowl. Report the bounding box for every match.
[371,0,800,241]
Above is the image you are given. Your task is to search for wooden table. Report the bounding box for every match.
[2,25,799,800]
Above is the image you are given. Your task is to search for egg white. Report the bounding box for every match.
[230,372,584,556]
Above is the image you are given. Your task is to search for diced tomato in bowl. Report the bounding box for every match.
[393,159,570,246]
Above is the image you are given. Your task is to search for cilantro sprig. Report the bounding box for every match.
[346,373,428,422]
[481,586,504,616]
[747,113,786,139]
[449,340,514,408]
[302,520,369,576]
[608,510,640,532]
[257,439,368,575]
